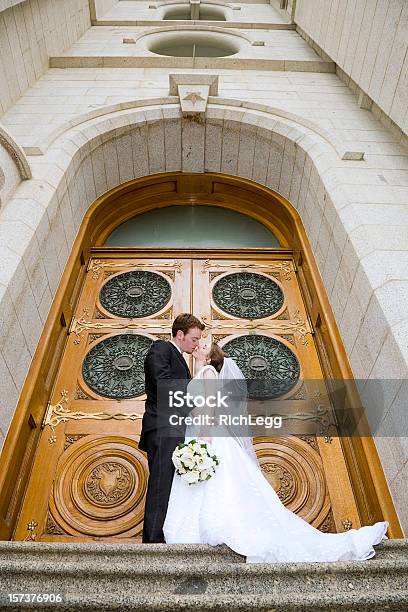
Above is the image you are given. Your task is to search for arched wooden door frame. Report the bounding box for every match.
[0,172,402,540]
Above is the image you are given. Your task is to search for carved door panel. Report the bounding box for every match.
[14,253,361,542]
[13,257,190,542]
[194,257,362,534]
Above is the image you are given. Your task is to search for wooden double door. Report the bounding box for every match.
[14,252,362,542]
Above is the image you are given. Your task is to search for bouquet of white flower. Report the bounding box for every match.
[171,438,220,485]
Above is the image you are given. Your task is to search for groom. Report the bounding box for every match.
[139,313,205,543]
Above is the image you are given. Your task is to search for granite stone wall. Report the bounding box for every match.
[295,0,408,135]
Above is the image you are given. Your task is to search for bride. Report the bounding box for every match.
[163,339,389,563]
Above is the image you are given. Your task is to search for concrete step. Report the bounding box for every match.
[2,558,408,594]
[0,540,407,611]
[1,538,406,564]
[0,542,245,567]
[1,589,408,611]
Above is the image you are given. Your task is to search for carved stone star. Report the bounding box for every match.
[182,91,205,106]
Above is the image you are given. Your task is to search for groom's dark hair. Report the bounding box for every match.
[172,313,205,337]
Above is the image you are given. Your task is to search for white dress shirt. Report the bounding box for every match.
[170,340,183,354]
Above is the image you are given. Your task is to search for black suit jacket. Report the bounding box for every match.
[139,340,192,451]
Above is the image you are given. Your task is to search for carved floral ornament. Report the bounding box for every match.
[201,310,312,346]
[87,259,182,281]
[69,317,171,345]
[42,389,144,444]
[201,258,294,280]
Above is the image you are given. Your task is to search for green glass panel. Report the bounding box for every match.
[100,271,171,318]
[223,334,300,399]
[104,205,280,248]
[213,272,284,318]
[82,334,153,398]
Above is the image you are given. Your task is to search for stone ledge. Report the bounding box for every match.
[1,540,407,611]
[92,20,297,29]
[0,541,245,564]
[49,55,335,73]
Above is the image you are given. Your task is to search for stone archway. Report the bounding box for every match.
[0,104,404,539]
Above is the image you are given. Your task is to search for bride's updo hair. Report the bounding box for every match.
[209,343,225,373]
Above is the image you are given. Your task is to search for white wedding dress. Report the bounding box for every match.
[163,364,389,563]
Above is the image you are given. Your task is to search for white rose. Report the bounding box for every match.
[181,470,200,484]
[199,469,213,481]
[173,456,182,470]
[199,455,215,469]
[181,456,195,469]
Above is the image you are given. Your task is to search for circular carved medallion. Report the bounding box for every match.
[261,462,293,502]
[253,436,330,525]
[85,462,133,506]
[223,334,300,399]
[82,334,153,398]
[50,436,148,537]
[213,272,284,318]
[99,271,171,318]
